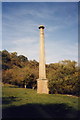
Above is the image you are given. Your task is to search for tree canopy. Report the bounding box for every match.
[1,50,79,96]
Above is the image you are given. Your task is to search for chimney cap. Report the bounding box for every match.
[39,25,45,29]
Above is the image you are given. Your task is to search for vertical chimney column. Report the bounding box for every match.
[37,25,49,94]
[39,25,46,79]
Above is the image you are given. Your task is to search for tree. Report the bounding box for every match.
[2,50,11,70]
[2,50,11,63]
[48,60,78,95]
[2,70,13,84]
[2,50,79,96]
[18,55,28,62]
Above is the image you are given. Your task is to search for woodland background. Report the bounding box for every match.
[1,50,80,96]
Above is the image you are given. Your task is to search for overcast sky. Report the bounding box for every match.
[2,2,78,63]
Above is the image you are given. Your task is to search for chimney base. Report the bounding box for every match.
[37,79,49,94]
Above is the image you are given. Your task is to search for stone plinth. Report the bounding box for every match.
[37,79,49,94]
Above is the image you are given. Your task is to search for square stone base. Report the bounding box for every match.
[37,79,49,94]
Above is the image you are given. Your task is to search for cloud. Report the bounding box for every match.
[45,40,78,63]
[7,37,39,61]
[8,36,78,63]
[2,2,78,63]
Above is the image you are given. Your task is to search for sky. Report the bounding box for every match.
[2,2,78,63]
[1,0,79,2]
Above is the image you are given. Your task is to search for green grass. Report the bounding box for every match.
[2,84,80,119]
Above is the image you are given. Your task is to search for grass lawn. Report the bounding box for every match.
[2,84,80,119]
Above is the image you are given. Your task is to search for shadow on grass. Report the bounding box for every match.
[2,96,17,104]
[2,102,80,119]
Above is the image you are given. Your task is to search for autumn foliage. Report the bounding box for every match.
[1,50,79,96]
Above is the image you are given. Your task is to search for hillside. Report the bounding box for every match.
[2,84,80,119]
